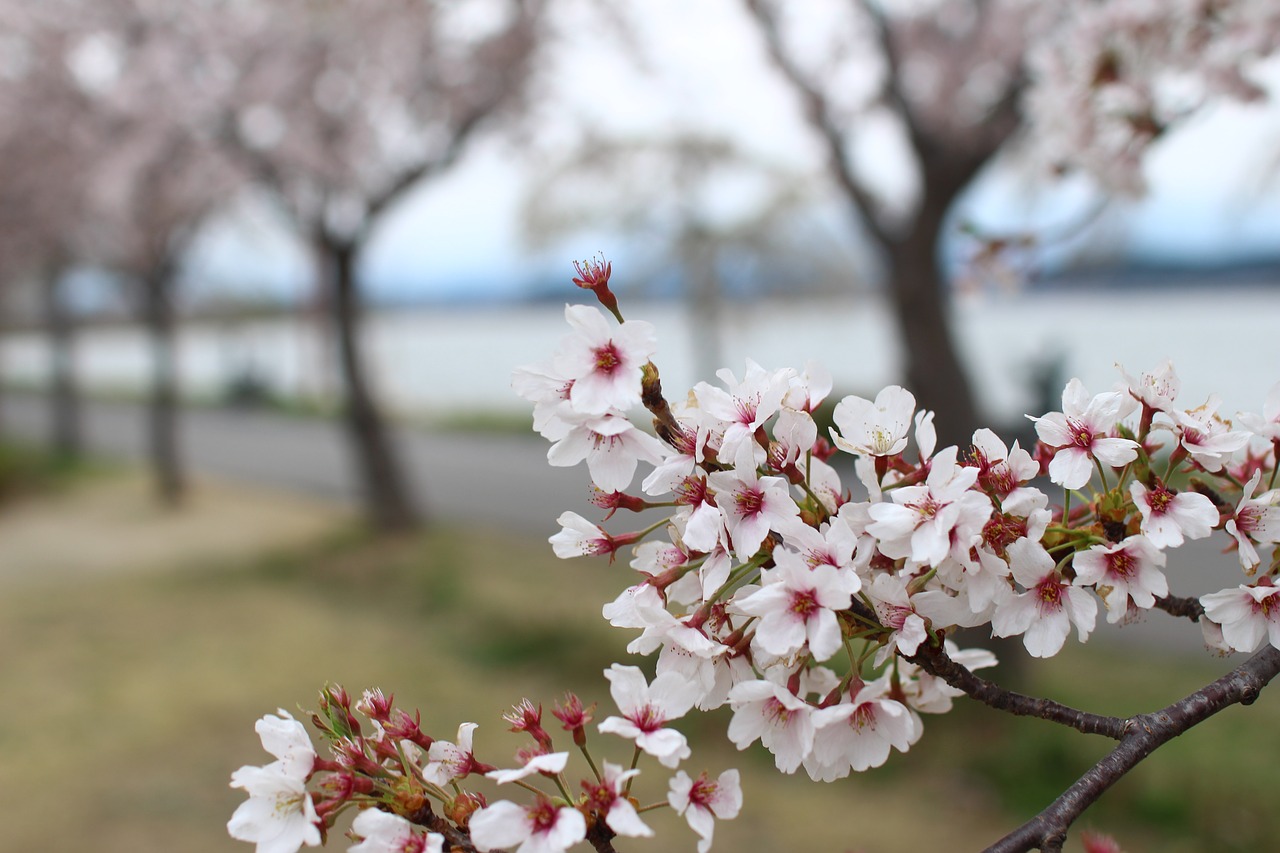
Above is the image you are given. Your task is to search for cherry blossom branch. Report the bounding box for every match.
[1153,593,1205,622]
[907,642,1127,739]
[985,645,1280,853]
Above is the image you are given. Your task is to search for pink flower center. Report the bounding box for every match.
[907,495,942,521]
[675,475,709,507]
[1106,551,1135,580]
[1237,506,1262,535]
[1066,418,1096,449]
[1146,485,1174,515]
[735,487,764,518]
[790,589,820,620]
[527,799,560,833]
[688,773,718,809]
[733,395,761,426]
[632,704,667,733]
[983,513,1028,557]
[764,697,795,726]
[851,702,876,731]
[593,343,623,375]
[1036,577,1063,612]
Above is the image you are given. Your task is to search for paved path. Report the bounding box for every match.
[0,393,1250,656]
[0,394,587,537]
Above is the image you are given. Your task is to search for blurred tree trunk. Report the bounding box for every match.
[141,265,183,506]
[43,264,82,458]
[322,235,420,533]
[879,162,981,448]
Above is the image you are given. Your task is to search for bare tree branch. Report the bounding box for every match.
[985,645,1280,852]
[908,642,1128,739]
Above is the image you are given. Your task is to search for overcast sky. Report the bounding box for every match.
[187,1,1280,305]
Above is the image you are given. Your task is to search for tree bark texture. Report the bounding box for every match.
[324,237,421,533]
[44,270,82,459]
[142,269,184,506]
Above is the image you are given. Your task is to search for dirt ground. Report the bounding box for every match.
[0,469,353,586]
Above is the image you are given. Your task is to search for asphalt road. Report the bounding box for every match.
[0,394,588,537]
[0,392,1250,656]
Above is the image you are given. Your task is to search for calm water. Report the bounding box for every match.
[3,288,1277,427]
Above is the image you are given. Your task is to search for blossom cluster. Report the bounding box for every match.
[514,263,1280,780]
[228,683,740,853]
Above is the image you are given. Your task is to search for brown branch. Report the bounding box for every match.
[985,645,1280,852]
[907,642,1128,739]
[1153,593,1205,622]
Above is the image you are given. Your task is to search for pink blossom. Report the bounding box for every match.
[667,769,742,853]
[706,445,801,560]
[866,446,991,568]
[830,385,916,458]
[545,411,666,493]
[1164,395,1251,473]
[598,664,699,768]
[1031,378,1139,490]
[693,360,793,463]
[469,798,586,853]
[1200,584,1280,653]
[804,684,920,781]
[422,723,482,786]
[1129,481,1218,549]
[1117,359,1180,413]
[1072,535,1168,623]
[1239,381,1280,441]
[992,538,1096,658]
[349,809,443,853]
[553,304,655,415]
[1226,471,1280,572]
[583,762,653,839]
[731,549,861,662]
[725,680,815,774]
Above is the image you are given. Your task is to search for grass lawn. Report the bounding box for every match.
[1,520,1276,852]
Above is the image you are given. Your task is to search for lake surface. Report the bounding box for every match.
[3,287,1277,429]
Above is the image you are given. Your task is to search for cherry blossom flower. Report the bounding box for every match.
[726,679,815,773]
[349,809,443,853]
[1030,378,1139,490]
[485,751,569,785]
[582,762,653,838]
[469,797,586,853]
[866,573,930,659]
[730,549,861,662]
[422,723,483,786]
[227,711,321,853]
[866,446,991,568]
[1226,471,1280,572]
[967,428,1040,502]
[598,664,700,768]
[830,385,916,457]
[1239,381,1280,441]
[706,445,801,559]
[693,360,793,463]
[1117,359,1180,413]
[1072,535,1168,623]
[667,769,743,853]
[1129,480,1218,549]
[992,538,1097,658]
[1200,583,1280,653]
[552,304,655,415]
[804,684,920,781]
[1163,395,1251,473]
[549,512,620,559]
[545,411,666,492]
[511,363,574,439]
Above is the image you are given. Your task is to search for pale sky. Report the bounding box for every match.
[187,2,1280,304]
